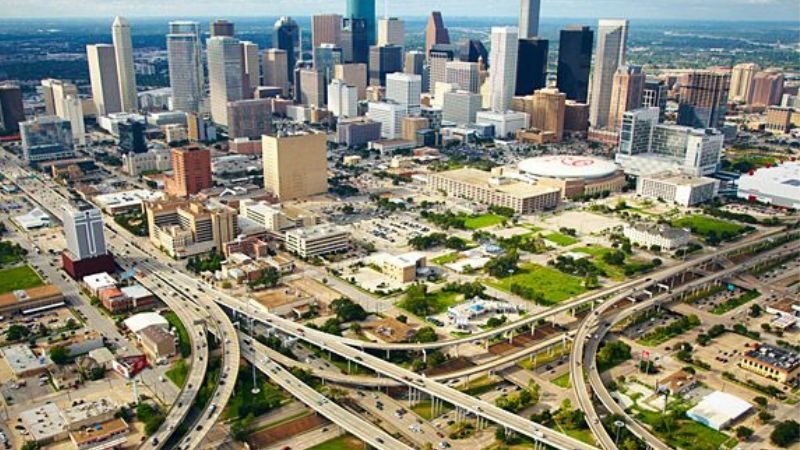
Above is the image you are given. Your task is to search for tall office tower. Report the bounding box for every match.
[729,63,760,103]
[367,101,408,139]
[167,30,203,112]
[20,116,75,163]
[241,41,260,98]
[169,22,204,88]
[618,107,659,156]
[642,78,667,122]
[63,95,86,146]
[608,65,645,130]
[445,61,480,93]
[86,44,122,116]
[226,99,272,140]
[425,12,450,56]
[312,14,343,48]
[313,44,343,80]
[42,79,77,120]
[165,146,212,197]
[404,51,426,76]
[63,205,106,261]
[263,49,289,96]
[273,17,300,84]
[557,25,593,102]
[334,63,368,99]
[442,90,482,124]
[489,27,520,112]
[210,19,235,37]
[112,16,137,112]
[402,116,429,141]
[531,88,566,141]
[519,0,541,39]
[347,0,376,45]
[386,73,422,114]
[40,79,58,116]
[299,69,326,107]
[328,79,358,118]
[262,132,328,201]
[588,19,628,129]
[676,70,730,129]
[515,37,548,96]
[342,18,369,64]
[0,83,25,134]
[378,17,404,48]
[749,69,784,107]
[459,39,489,64]
[368,45,403,87]
[207,36,243,127]
[429,45,458,96]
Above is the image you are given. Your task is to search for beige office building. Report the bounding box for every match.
[402,116,428,142]
[312,14,342,48]
[729,63,759,103]
[262,49,289,97]
[530,88,566,142]
[86,45,122,116]
[262,133,328,201]
[334,63,368,100]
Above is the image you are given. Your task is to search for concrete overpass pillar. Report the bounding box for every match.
[422,349,427,363]
[570,307,575,317]
[385,349,389,359]
[530,323,535,336]
[508,331,513,344]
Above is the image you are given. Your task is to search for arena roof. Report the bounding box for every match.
[518,155,619,180]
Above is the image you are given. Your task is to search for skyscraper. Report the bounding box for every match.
[676,70,730,129]
[334,63,368,100]
[169,21,204,88]
[313,43,343,80]
[557,25,593,103]
[489,27,519,112]
[386,73,422,114]
[445,61,481,93]
[346,0,376,45]
[518,0,541,39]
[642,78,667,122]
[515,37,549,96]
[20,116,75,163]
[378,17,404,48]
[226,99,272,140]
[165,146,212,197]
[167,28,203,113]
[299,69,326,107]
[207,36,243,127]
[312,14,343,48]
[343,17,369,64]
[63,204,107,261]
[368,45,403,87]
[729,63,759,103]
[328,79,358,118]
[241,41,260,97]
[429,45,459,96]
[112,16,137,112]
[63,95,86,147]
[425,12,450,56]
[262,133,328,201]
[608,65,645,130]
[442,90,482,124]
[273,17,300,84]
[749,70,784,107]
[262,49,289,96]
[531,88,567,141]
[459,39,489,64]
[0,83,25,134]
[86,44,122,116]
[588,19,628,129]
[210,19,235,37]
[404,51,426,76]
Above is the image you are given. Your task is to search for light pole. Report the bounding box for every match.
[250,316,260,395]
[614,420,625,446]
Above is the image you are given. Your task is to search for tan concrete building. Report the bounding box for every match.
[729,63,759,103]
[0,284,65,315]
[138,325,177,361]
[262,49,289,97]
[765,106,795,134]
[608,66,645,131]
[740,344,800,384]
[334,63,368,100]
[262,133,328,201]
[145,199,238,258]
[312,14,342,48]
[530,88,566,142]
[401,116,428,142]
[564,101,590,133]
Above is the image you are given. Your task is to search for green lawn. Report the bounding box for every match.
[711,290,761,315]
[457,375,503,396]
[672,215,746,238]
[0,265,43,294]
[165,359,189,387]
[543,232,579,246]
[308,435,364,450]
[573,246,627,280]
[551,372,572,389]
[489,263,587,304]
[432,252,462,265]
[635,408,737,450]
[464,213,506,229]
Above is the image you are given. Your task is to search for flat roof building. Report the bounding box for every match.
[740,343,800,383]
[636,173,719,206]
[0,284,65,316]
[285,225,350,258]
[262,132,328,201]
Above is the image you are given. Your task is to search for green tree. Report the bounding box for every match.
[736,426,754,441]
[5,324,30,341]
[49,346,71,365]
[485,249,520,278]
[770,420,800,448]
[413,327,438,343]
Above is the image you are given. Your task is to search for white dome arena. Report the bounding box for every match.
[518,155,620,180]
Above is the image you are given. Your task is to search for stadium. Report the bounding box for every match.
[517,155,626,198]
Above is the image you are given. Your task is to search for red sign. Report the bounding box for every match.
[642,350,651,360]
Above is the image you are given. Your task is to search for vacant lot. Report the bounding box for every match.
[248,414,327,448]
[672,215,746,238]
[0,265,43,294]
[544,232,579,247]
[464,213,506,229]
[489,263,587,304]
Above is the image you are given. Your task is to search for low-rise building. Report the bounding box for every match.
[1,344,52,378]
[19,403,68,444]
[137,325,178,362]
[69,418,129,450]
[740,343,800,383]
[41,330,104,357]
[0,284,65,316]
[686,391,751,431]
[373,252,427,283]
[93,189,166,215]
[636,173,719,206]
[285,225,350,258]
[623,223,691,250]
[366,318,418,343]
[121,149,173,177]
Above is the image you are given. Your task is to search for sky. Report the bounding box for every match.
[0,0,798,21]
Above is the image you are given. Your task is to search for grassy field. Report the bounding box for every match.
[573,246,627,280]
[464,213,506,229]
[635,408,737,450]
[0,265,43,294]
[489,263,587,304]
[396,289,461,316]
[672,215,746,237]
[543,232,580,246]
[165,359,189,387]
[457,375,503,396]
[308,435,364,450]
[432,252,462,265]
[550,372,571,389]
[711,290,761,315]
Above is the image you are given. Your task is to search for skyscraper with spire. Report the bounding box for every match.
[112,16,137,112]
[588,19,628,130]
[425,12,450,56]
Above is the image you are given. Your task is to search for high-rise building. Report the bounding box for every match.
[313,43,344,80]
[608,65,645,130]
[404,51,426,76]
[386,73,422,115]
[459,39,489,64]
[241,41,260,98]
[342,17,369,64]
[589,19,628,129]
[118,119,147,154]
[63,205,106,261]
[86,44,122,116]
[63,95,86,147]
[20,116,75,163]
[425,12,450,56]
[429,45,459,96]
[227,99,272,140]
[207,36,243,127]
[262,132,328,201]
[167,29,203,113]
[368,45,403,87]
[298,69,326,107]
[165,146,212,197]
[749,70,784,107]
[442,90,482,124]
[518,0,541,39]
[328,79,358,118]
[347,0,376,45]
[0,82,25,134]
[401,116,428,142]
[112,16,137,112]
[530,88,566,141]
[367,101,408,139]
[262,49,289,96]
[334,63,368,100]
[557,25,593,103]
[40,79,58,116]
[642,78,667,122]
[312,14,343,48]
[169,21,204,85]
[46,80,78,120]
[273,17,300,84]
[515,38,548,96]
[489,27,519,112]
[445,61,480,93]
[187,113,217,143]
[676,70,730,129]
[378,17,404,48]
[210,19,235,37]
[729,63,759,103]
